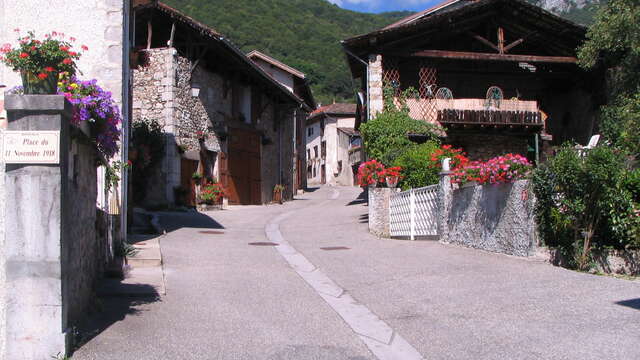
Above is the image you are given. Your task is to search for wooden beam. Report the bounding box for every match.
[497,27,505,54]
[168,22,176,47]
[470,33,499,52]
[504,38,524,53]
[146,21,152,50]
[402,50,577,64]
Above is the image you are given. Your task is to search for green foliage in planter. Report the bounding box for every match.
[392,141,440,190]
[131,119,166,204]
[532,145,639,269]
[359,86,442,166]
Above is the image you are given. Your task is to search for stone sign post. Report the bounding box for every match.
[2,95,71,359]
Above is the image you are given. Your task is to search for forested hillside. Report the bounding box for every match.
[162,0,409,104]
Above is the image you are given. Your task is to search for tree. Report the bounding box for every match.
[577,0,640,156]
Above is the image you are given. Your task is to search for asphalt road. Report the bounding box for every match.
[73,186,640,360]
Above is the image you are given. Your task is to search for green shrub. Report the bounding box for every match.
[532,145,639,269]
[360,86,442,166]
[392,141,440,190]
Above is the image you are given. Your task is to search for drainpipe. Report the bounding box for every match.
[342,46,370,122]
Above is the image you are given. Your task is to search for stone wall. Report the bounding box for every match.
[64,137,111,328]
[447,133,530,161]
[132,48,179,206]
[440,180,538,256]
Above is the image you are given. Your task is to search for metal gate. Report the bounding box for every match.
[389,185,439,240]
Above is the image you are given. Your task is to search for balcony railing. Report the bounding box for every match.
[396,98,543,127]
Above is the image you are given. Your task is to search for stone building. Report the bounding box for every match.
[306,103,361,186]
[342,0,605,162]
[132,1,303,206]
[247,50,316,193]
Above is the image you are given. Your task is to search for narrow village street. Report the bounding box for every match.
[73,187,640,360]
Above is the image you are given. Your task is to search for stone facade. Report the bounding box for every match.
[440,179,537,256]
[132,47,295,205]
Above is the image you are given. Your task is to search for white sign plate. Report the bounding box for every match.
[2,131,60,164]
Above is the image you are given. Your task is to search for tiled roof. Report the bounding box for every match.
[247,50,306,79]
[308,103,356,119]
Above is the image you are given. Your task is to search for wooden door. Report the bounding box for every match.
[321,164,326,184]
[227,128,261,205]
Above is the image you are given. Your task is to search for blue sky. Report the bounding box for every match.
[326,0,443,13]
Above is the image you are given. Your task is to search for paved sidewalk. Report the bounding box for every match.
[73,186,640,360]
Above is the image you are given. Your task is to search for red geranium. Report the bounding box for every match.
[37,73,48,80]
[19,52,28,58]
[357,159,386,188]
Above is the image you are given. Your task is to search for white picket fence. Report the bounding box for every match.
[389,184,439,239]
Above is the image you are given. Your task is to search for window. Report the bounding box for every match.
[307,127,314,137]
[313,165,316,178]
[307,165,312,179]
[314,145,318,158]
[307,149,311,160]
[320,119,325,137]
[321,141,326,159]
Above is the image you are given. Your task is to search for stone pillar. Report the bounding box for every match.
[368,54,384,120]
[163,49,180,204]
[3,95,71,359]
[437,170,453,243]
[368,187,391,238]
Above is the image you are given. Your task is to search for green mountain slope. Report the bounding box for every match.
[162,0,410,105]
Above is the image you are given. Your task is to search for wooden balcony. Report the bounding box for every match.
[398,98,543,128]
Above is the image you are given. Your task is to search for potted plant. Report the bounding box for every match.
[384,166,403,188]
[200,181,225,206]
[273,184,285,204]
[357,159,386,188]
[0,30,84,94]
[192,172,203,185]
[59,76,122,159]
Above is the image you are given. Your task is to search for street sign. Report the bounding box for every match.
[1,130,60,164]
